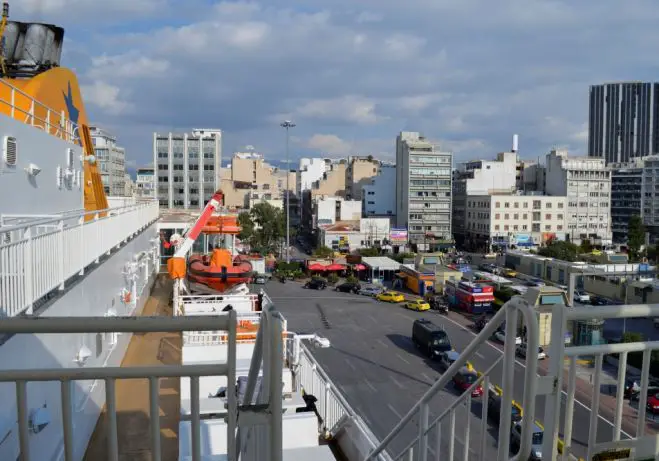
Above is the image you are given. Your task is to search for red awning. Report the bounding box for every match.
[326,264,346,271]
[353,264,367,270]
[308,264,327,271]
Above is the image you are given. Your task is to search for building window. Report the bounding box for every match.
[495,202,500,208]
[495,213,500,219]
[504,225,509,231]
[495,225,500,231]
[557,214,563,220]
[545,214,551,220]
[523,202,528,208]
[558,202,564,209]
[546,202,552,209]
[504,202,510,208]
[513,214,518,220]
[514,202,519,208]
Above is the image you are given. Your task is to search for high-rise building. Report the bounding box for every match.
[89,126,126,196]
[544,149,612,245]
[588,82,659,164]
[395,131,452,250]
[153,129,222,209]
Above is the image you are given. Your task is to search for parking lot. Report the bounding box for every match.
[262,278,643,460]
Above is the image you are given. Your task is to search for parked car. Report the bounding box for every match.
[516,343,547,360]
[304,278,327,290]
[358,285,383,297]
[510,421,544,460]
[405,299,431,311]
[574,290,591,303]
[377,291,405,303]
[335,282,361,293]
[253,274,268,284]
[452,368,483,397]
[502,268,518,278]
[590,295,611,306]
[646,392,659,414]
[438,350,475,373]
[492,328,522,345]
[487,392,523,427]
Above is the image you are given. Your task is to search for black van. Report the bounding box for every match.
[412,319,452,358]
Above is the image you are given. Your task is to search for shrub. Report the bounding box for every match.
[327,273,339,285]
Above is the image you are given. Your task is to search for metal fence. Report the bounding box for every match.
[0,201,159,317]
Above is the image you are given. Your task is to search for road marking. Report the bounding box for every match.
[388,403,403,418]
[377,339,389,349]
[391,376,405,389]
[475,352,485,359]
[363,378,377,392]
[397,353,411,365]
[421,372,435,382]
[440,313,635,439]
[345,360,356,371]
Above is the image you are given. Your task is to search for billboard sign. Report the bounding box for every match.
[390,228,408,243]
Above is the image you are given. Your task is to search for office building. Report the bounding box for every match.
[544,149,612,245]
[135,166,156,199]
[610,161,643,243]
[395,131,452,250]
[464,194,567,249]
[153,128,222,209]
[362,162,396,220]
[588,82,659,164]
[90,125,126,196]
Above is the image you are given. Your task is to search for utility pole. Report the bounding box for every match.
[281,120,296,263]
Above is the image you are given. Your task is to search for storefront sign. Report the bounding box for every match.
[390,228,408,243]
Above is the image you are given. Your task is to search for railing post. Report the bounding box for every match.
[79,216,85,275]
[227,309,237,461]
[95,213,101,264]
[586,354,603,460]
[58,219,65,290]
[417,403,429,461]
[497,306,518,460]
[541,302,567,460]
[23,227,33,315]
[324,382,330,433]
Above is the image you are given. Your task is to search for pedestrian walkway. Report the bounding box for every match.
[84,276,181,461]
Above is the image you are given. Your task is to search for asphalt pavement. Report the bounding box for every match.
[263,278,652,460]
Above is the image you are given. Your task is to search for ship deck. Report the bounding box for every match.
[84,275,181,461]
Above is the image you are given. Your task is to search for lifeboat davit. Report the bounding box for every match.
[188,248,253,292]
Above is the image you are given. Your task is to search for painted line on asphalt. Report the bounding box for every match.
[397,353,411,365]
[475,352,485,359]
[440,312,635,439]
[388,403,403,418]
[345,359,357,371]
[377,339,389,349]
[422,372,435,383]
[391,376,405,389]
[364,378,377,392]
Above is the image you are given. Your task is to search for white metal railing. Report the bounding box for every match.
[294,341,389,456]
[0,201,159,317]
[0,78,78,142]
[541,303,659,461]
[0,313,238,461]
[183,312,263,346]
[364,297,542,461]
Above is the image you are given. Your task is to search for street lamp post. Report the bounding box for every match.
[281,120,296,263]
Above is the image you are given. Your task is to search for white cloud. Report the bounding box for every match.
[81,81,132,115]
[51,0,659,163]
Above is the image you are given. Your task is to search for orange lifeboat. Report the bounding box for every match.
[201,215,241,235]
[188,248,252,292]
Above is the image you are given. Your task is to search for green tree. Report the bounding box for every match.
[628,215,645,260]
[646,245,658,263]
[579,239,593,254]
[622,331,644,343]
[537,240,579,262]
[358,247,379,257]
[237,211,254,242]
[314,246,334,258]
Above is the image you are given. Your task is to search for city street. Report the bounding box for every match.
[263,279,656,460]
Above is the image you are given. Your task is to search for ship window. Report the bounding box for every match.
[539,294,564,305]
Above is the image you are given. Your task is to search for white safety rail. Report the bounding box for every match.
[541,303,659,461]
[0,77,78,142]
[177,293,260,316]
[0,314,239,461]
[0,200,159,317]
[295,342,388,452]
[183,312,263,346]
[364,297,542,461]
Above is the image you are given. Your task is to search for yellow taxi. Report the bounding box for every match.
[503,268,517,278]
[376,291,405,303]
[405,299,431,311]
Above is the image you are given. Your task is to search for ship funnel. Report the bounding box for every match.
[512,134,519,153]
[2,21,65,78]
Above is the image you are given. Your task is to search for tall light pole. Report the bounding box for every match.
[281,120,295,262]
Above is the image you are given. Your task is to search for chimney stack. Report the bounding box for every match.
[512,134,519,153]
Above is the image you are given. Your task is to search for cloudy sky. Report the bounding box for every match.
[16,0,659,168]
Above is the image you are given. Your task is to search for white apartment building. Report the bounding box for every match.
[465,194,567,249]
[135,166,156,199]
[396,132,452,250]
[153,128,222,209]
[90,125,126,196]
[314,197,361,227]
[318,217,390,251]
[545,149,612,244]
[452,151,518,241]
[362,162,396,219]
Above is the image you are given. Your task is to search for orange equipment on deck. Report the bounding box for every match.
[188,249,253,292]
[201,215,241,235]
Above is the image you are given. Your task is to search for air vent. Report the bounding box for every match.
[3,136,17,166]
[66,148,74,169]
